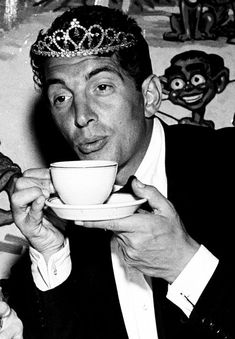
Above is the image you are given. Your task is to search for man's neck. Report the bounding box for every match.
[116,118,154,186]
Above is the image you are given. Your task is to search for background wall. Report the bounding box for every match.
[0,1,234,278]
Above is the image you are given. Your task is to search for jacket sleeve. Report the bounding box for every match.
[5,251,82,339]
[188,260,234,339]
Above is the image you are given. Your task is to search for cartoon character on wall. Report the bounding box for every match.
[163,0,234,42]
[0,151,21,227]
[0,150,28,272]
[160,50,230,128]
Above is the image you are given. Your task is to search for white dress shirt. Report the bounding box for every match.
[30,118,219,339]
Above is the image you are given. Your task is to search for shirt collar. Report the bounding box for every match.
[135,117,167,197]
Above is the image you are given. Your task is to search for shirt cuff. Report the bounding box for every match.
[166,245,219,317]
[30,238,72,291]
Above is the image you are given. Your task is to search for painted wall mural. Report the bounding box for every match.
[0,151,21,228]
[159,50,233,128]
[0,150,27,278]
[163,0,235,43]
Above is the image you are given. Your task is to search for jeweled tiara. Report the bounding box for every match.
[31,18,137,58]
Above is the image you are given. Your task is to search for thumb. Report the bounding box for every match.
[11,188,45,234]
[131,178,169,213]
[29,195,46,223]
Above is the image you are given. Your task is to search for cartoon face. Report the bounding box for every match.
[165,57,217,111]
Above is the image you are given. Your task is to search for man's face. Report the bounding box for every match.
[44,55,150,183]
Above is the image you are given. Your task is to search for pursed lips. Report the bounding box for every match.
[77,136,108,154]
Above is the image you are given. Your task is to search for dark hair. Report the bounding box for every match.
[30,5,152,91]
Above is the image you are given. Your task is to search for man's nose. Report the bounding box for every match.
[74,99,97,128]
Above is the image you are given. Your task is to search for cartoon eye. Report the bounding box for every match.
[191,74,206,86]
[170,78,185,90]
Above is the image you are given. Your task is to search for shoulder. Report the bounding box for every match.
[162,122,216,147]
[161,121,234,158]
[161,121,234,189]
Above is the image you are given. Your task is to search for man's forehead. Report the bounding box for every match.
[45,55,117,72]
[44,55,124,84]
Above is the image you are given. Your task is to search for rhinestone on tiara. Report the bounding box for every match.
[31,18,136,58]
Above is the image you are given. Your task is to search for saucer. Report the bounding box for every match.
[45,193,147,221]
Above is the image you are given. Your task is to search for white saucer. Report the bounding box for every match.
[45,193,147,221]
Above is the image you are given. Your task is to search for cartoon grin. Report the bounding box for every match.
[182,93,203,103]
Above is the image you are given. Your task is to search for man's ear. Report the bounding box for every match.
[142,75,162,118]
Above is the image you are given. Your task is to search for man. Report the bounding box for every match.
[7,5,235,339]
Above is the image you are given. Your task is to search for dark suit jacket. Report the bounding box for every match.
[7,123,235,339]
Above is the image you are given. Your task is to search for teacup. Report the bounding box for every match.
[50,160,118,205]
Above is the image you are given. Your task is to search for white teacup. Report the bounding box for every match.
[50,160,118,205]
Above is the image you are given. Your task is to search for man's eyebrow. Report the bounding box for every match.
[44,66,124,90]
[87,66,124,81]
[45,78,66,91]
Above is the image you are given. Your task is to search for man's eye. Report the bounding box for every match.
[96,84,112,93]
[54,94,71,106]
[191,74,206,86]
[170,78,185,90]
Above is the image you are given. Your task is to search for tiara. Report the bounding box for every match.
[31,18,136,58]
